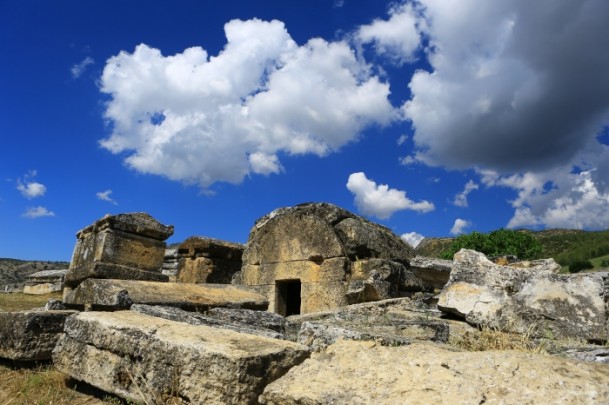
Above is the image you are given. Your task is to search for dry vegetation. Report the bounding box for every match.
[0,361,108,405]
[0,293,124,404]
[449,327,543,353]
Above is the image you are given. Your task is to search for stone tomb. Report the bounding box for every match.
[177,236,245,284]
[64,212,174,290]
[237,203,424,315]
[23,269,68,295]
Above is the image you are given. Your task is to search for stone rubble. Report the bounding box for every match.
[438,249,608,341]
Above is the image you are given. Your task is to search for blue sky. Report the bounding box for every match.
[1,0,608,261]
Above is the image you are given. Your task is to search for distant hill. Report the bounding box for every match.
[416,229,609,268]
[0,258,70,292]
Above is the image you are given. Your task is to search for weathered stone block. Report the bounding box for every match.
[53,311,310,404]
[259,340,609,404]
[297,320,448,351]
[206,307,287,333]
[0,310,77,361]
[410,255,453,290]
[177,236,245,284]
[66,213,173,288]
[131,304,284,339]
[63,278,268,311]
[64,262,169,288]
[23,269,68,295]
[438,249,608,341]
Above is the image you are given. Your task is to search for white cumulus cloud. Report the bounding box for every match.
[96,190,118,205]
[356,2,422,64]
[453,180,479,207]
[22,206,55,219]
[401,232,425,248]
[450,218,471,235]
[16,171,46,199]
[99,19,395,191]
[346,172,434,219]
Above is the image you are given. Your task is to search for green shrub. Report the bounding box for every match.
[569,260,594,273]
[440,229,542,260]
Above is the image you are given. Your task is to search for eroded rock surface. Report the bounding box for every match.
[409,256,452,290]
[0,310,77,361]
[260,340,609,404]
[53,311,309,404]
[286,297,450,351]
[63,279,268,311]
[131,304,284,339]
[177,236,244,284]
[239,203,419,315]
[438,249,608,341]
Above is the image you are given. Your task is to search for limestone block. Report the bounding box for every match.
[438,249,607,340]
[67,213,174,288]
[177,236,244,284]
[130,304,284,339]
[242,258,348,286]
[178,257,241,284]
[70,230,167,274]
[23,283,61,295]
[244,209,344,265]
[334,216,413,263]
[53,311,310,404]
[300,281,349,314]
[0,310,77,361]
[64,262,169,288]
[23,269,68,295]
[178,236,245,261]
[259,340,609,404]
[298,320,448,352]
[161,247,179,278]
[206,307,287,333]
[410,255,453,290]
[63,278,268,311]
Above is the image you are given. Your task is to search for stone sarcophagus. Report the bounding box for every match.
[64,213,174,289]
[237,203,423,316]
[177,236,245,284]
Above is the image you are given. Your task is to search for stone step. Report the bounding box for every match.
[53,311,310,404]
[0,310,77,361]
[63,278,269,311]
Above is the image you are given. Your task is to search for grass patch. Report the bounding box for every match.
[0,292,62,312]
[449,327,544,353]
[0,361,96,404]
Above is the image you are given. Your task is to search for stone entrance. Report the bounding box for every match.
[237,203,422,315]
[276,279,302,316]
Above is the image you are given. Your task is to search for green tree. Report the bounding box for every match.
[440,229,542,260]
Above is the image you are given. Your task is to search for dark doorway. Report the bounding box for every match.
[276,279,301,316]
